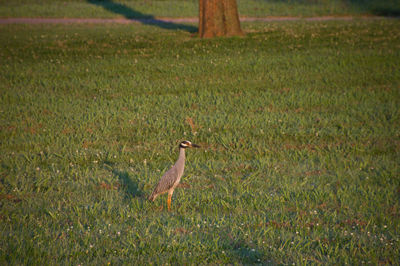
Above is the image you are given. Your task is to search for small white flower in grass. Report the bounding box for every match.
[384,225,387,228]
[251,249,255,252]
[36,167,40,171]
[90,244,94,248]
[117,231,121,236]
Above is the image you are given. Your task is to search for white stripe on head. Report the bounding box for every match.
[180,140,192,148]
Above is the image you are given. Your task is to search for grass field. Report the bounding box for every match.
[0,0,400,18]
[1,18,400,264]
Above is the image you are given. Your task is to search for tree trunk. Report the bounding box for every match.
[199,0,244,38]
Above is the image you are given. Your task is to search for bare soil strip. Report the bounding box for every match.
[0,16,385,24]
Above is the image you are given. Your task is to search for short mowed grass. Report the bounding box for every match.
[1,19,400,264]
[1,0,400,18]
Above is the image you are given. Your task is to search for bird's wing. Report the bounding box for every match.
[152,166,178,195]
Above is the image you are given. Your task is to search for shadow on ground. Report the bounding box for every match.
[258,0,400,16]
[113,169,144,199]
[87,0,197,32]
[350,0,400,16]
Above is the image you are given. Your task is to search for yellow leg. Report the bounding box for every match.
[167,193,172,211]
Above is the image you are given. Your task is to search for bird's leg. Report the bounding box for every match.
[167,194,172,211]
[167,191,173,211]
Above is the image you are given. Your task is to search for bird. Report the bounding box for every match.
[148,140,200,211]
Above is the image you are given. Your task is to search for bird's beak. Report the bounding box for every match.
[191,143,200,148]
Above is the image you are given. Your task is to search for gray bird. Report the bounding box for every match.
[148,140,200,211]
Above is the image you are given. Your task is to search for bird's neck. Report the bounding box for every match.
[178,147,186,161]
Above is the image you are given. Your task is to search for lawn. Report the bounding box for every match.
[0,0,400,18]
[0,18,400,264]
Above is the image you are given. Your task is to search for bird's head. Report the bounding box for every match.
[179,140,200,149]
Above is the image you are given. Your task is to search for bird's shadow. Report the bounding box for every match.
[112,169,144,199]
[87,0,198,33]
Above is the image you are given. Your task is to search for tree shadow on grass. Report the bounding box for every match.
[112,169,144,199]
[348,0,400,17]
[347,0,400,16]
[369,6,400,16]
[263,0,400,17]
[87,0,198,32]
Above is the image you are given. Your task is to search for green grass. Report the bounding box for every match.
[0,0,400,18]
[1,19,400,264]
